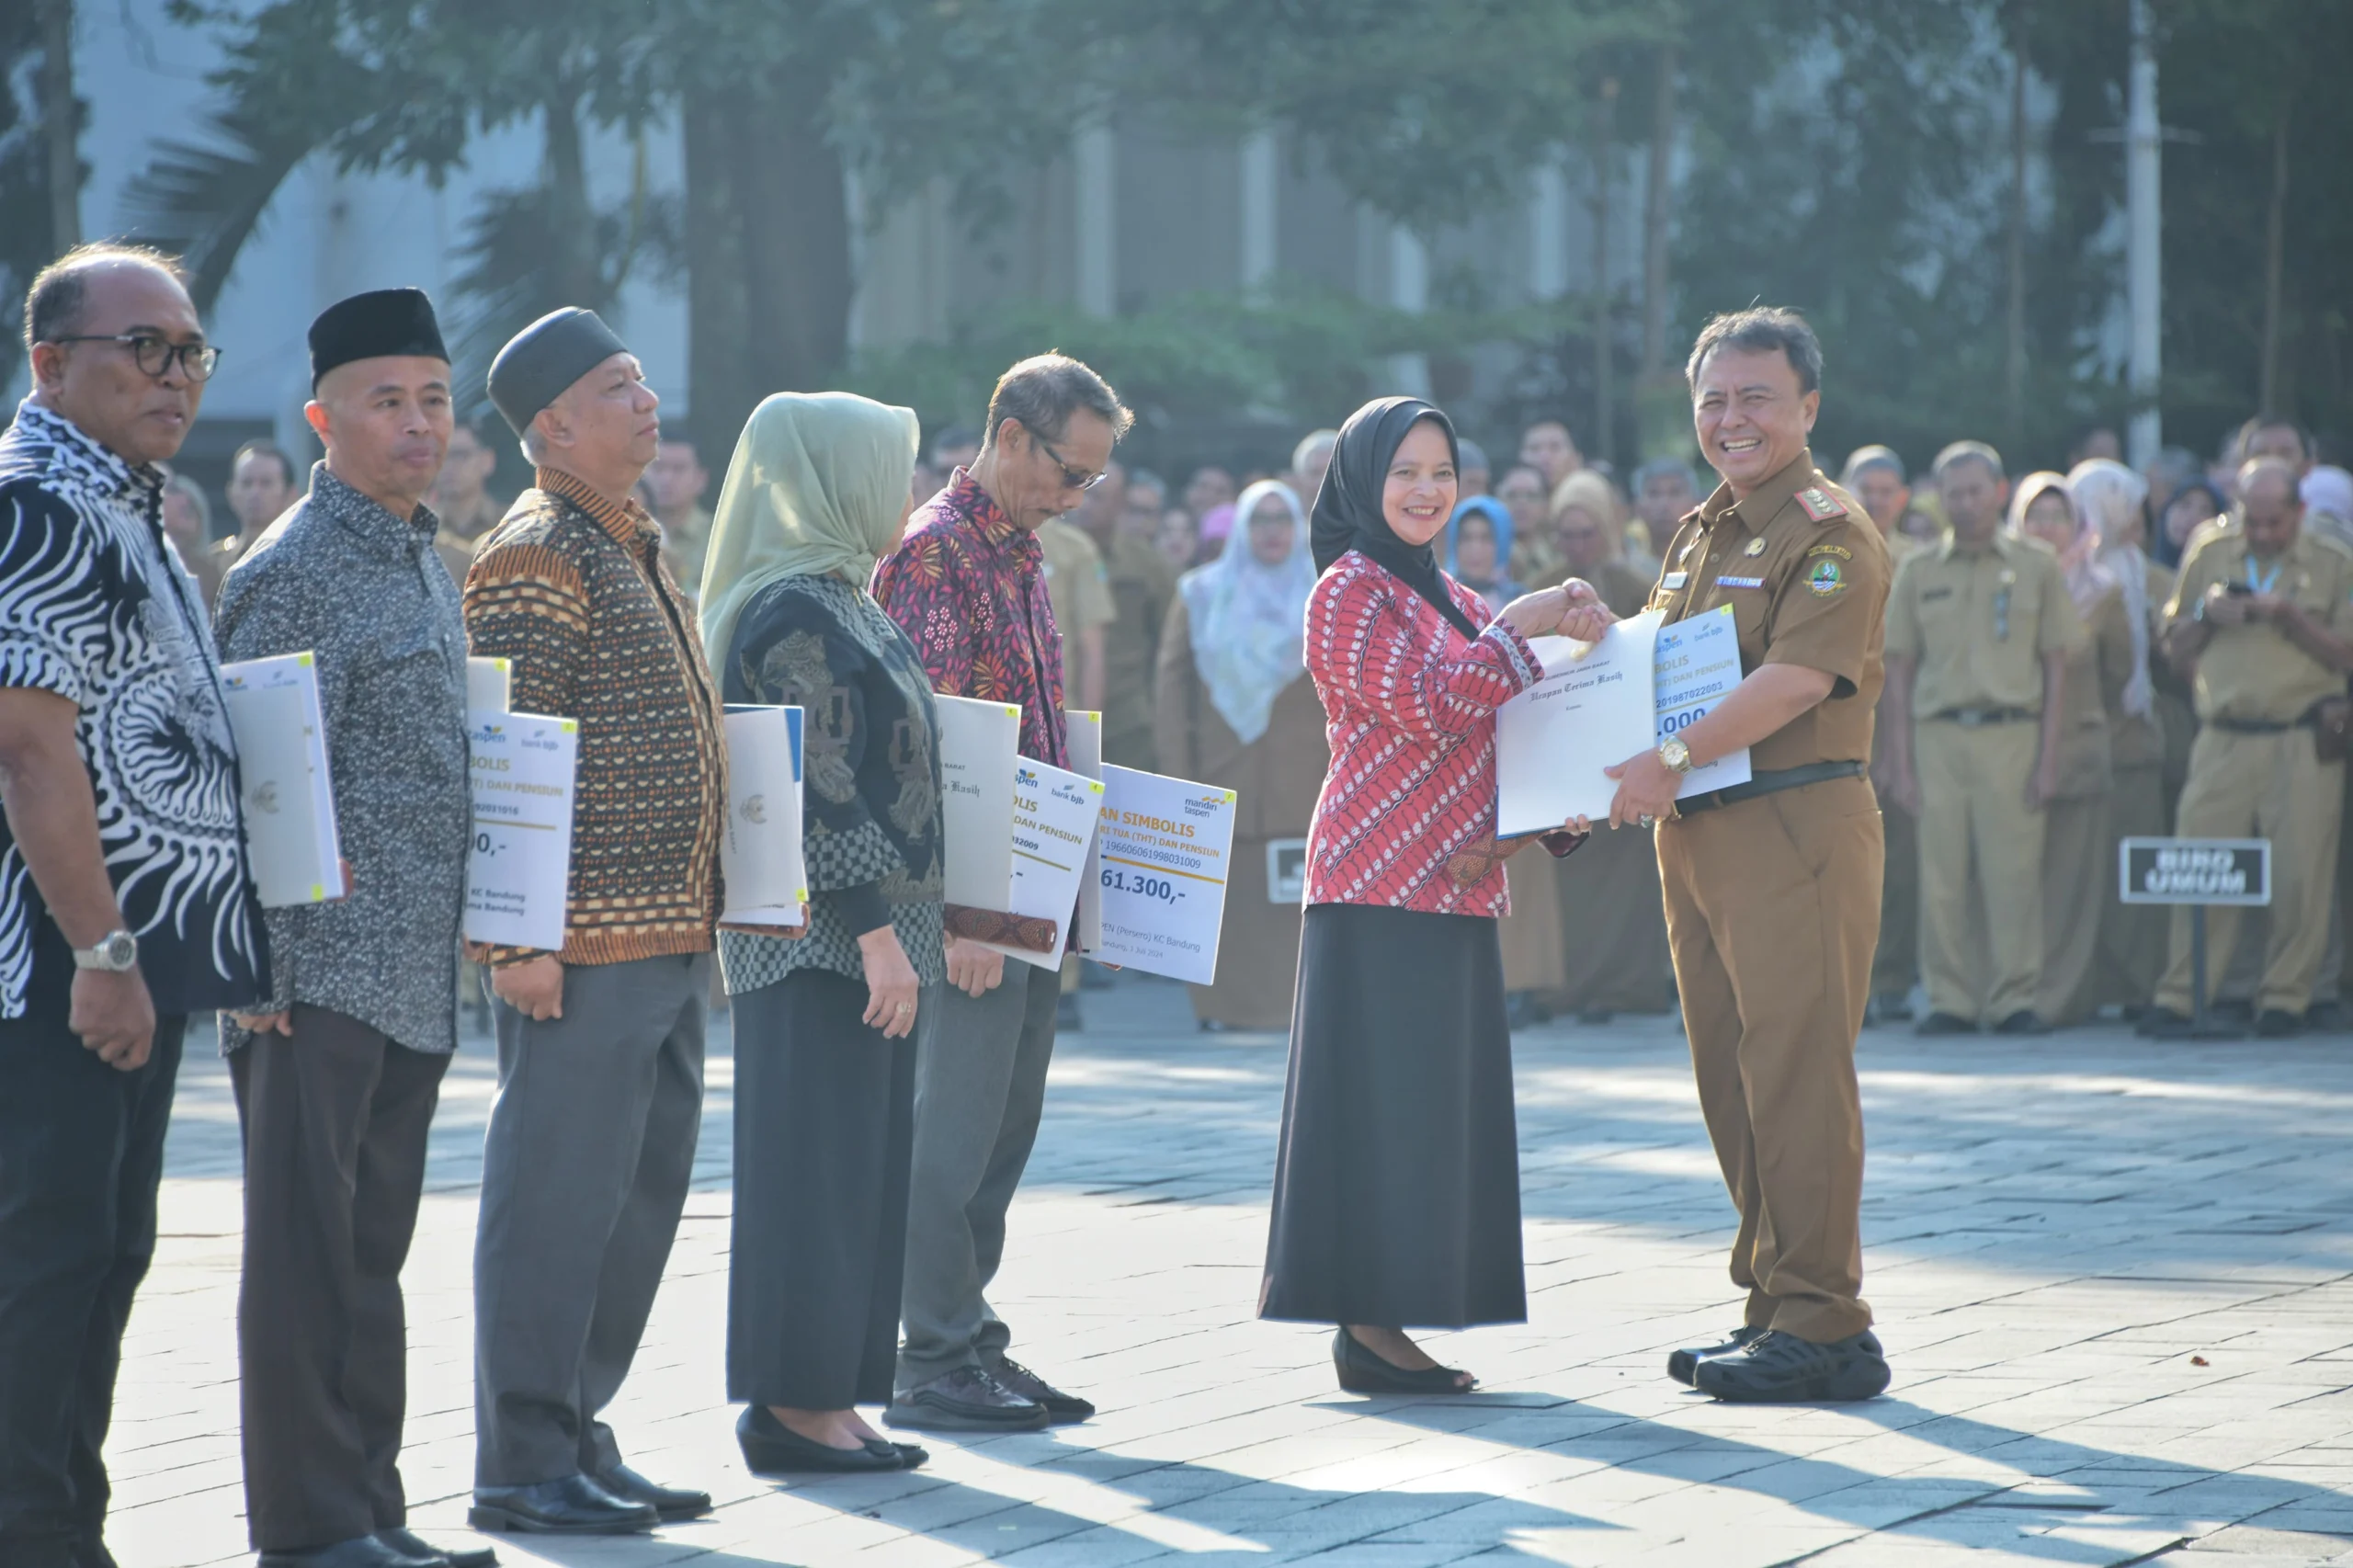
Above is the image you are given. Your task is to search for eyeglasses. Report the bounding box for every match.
[47,334,222,382]
[1019,422,1107,493]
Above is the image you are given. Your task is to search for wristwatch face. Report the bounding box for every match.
[1661,737,1691,772]
[96,932,137,970]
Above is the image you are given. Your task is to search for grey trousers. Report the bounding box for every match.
[896,963,1061,1390]
[472,953,707,1486]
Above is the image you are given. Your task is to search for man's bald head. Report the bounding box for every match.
[24,244,208,466]
[22,244,188,358]
[2238,454,2304,559]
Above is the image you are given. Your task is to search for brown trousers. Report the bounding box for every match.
[232,1007,448,1551]
[1657,774,1880,1344]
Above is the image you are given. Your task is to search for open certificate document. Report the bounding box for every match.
[220,652,343,907]
[1495,614,1662,835]
[1654,606,1752,798]
[719,704,807,932]
[979,759,1103,971]
[463,710,578,951]
[1094,767,1238,985]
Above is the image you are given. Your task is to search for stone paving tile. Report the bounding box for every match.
[99,984,2353,1565]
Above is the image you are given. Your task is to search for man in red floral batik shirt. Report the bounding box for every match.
[870,354,1132,1433]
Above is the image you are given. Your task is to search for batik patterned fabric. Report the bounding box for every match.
[714,575,947,994]
[213,464,470,1053]
[870,469,1071,771]
[0,398,267,1018]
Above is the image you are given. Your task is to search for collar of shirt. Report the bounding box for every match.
[945,467,1040,565]
[537,464,660,553]
[1698,447,1818,535]
[1937,530,2026,566]
[13,397,162,509]
[308,461,438,561]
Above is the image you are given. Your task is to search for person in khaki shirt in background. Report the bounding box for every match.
[1033,511,1114,1028]
[1608,307,1893,1403]
[2143,457,2353,1038]
[1842,445,1927,1023]
[1884,441,2077,1037]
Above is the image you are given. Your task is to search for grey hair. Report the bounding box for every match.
[1840,444,1906,486]
[1932,440,2006,482]
[982,352,1133,450]
[1632,456,1701,494]
[1291,428,1339,474]
[1686,306,1823,395]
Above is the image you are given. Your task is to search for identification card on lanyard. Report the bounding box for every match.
[2246,556,2285,596]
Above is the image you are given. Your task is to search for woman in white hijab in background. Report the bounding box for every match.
[2064,459,2175,1015]
[1154,479,1331,1030]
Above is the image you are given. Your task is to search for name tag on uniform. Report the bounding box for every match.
[1663,571,1688,590]
[1715,574,1765,589]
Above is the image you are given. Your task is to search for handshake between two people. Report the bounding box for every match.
[1496,579,1617,645]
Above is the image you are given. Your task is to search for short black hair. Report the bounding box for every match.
[232,439,297,489]
[1685,306,1823,395]
[23,243,189,357]
[2234,413,2309,462]
[982,353,1134,451]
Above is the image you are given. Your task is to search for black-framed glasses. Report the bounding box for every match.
[1019,421,1107,493]
[47,334,222,382]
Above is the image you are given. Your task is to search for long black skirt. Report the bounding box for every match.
[727,968,915,1409]
[1260,903,1527,1329]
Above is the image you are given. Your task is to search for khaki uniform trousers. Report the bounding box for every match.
[2156,727,2346,1017]
[1915,721,2046,1021]
[1657,774,1879,1344]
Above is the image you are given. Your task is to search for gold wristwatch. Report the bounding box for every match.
[1658,736,1694,775]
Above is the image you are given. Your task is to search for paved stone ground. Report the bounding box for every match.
[105,974,2353,1567]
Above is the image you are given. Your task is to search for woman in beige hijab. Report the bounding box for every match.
[699,392,946,1476]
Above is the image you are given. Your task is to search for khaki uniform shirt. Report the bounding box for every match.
[2165,528,2353,724]
[1038,517,1115,638]
[658,504,714,601]
[1886,532,2078,717]
[1645,449,1893,772]
[1100,529,1179,753]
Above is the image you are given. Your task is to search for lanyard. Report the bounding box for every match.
[2245,555,2285,595]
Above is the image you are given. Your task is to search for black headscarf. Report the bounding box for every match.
[1310,396,1482,639]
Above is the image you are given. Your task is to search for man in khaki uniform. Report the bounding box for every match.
[1842,446,1926,1022]
[1077,463,1182,771]
[2146,457,2353,1037]
[1035,512,1114,1028]
[1882,442,2077,1036]
[1608,307,1892,1403]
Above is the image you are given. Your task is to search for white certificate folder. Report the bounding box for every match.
[220,652,343,907]
[463,710,578,951]
[720,704,807,928]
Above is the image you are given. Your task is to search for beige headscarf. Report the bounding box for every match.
[698,391,921,677]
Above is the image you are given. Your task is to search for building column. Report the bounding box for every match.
[1388,223,1430,398]
[1074,122,1117,317]
[1529,154,1569,301]
[1240,131,1279,293]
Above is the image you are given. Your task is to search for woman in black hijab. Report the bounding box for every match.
[1263,397,1608,1393]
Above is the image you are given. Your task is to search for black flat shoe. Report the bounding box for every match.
[1332,1326,1475,1394]
[376,1528,496,1568]
[863,1437,928,1470]
[468,1475,655,1536]
[737,1406,903,1474]
[1666,1324,1766,1386]
[1694,1328,1889,1403]
[594,1463,710,1520]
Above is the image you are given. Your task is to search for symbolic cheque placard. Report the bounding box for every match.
[220,652,344,907]
[1495,614,1661,834]
[463,710,578,951]
[1093,766,1238,985]
[980,757,1103,971]
[1654,606,1753,799]
[719,705,807,931]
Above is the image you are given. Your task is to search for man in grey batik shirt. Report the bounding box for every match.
[212,290,486,1568]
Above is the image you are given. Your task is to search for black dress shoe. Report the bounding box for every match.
[736,1406,903,1474]
[1915,1011,1976,1036]
[1995,1010,2051,1036]
[987,1357,1096,1422]
[376,1528,496,1568]
[594,1463,710,1520]
[1694,1329,1889,1403]
[467,1475,655,1536]
[2137,1006,2192,1037]
[1666,1324,1765,1386]
[865,1437,928,1470]
[886,1366,1050,1431]
[2256,1007,2304,1038]
[2304,1000,2343,1032]
[258,1534,438,1568]
[1332,1326,1475,1394]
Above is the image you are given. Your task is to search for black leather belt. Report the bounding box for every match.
[1675,760,1866,817]
[2210,715,2313,733]
[1927,708,2036,726]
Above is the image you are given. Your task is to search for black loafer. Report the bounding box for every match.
[2256,1008,2303,1038]
[1666,1324,1766,1386]
[987,1357,1097,1422]
[1915,1012,1976,1036]
[2137,1006,2192,1037]
[1694,1329,1889,1403]
[1332,1326,1475,1394]
[736,1406,902,1474]
[376,1528,496,1568]
[885,1366,1051,1431]
[258,1535,437,1568]
[593,1463,710,1520]
[866,1437,928,1470]
[1995,1010,2051,1036]
[468,1475,655,1535]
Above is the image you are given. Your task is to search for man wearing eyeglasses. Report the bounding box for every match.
[0,244,269,1568]
[870,353,1131,1434]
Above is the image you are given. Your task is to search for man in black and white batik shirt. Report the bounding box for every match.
[0,245,268,1568]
